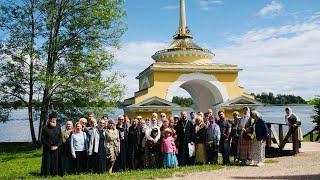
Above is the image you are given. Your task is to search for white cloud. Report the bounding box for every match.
[161,5,179,10]
[111,13,320,100]
[258,1,283,17]
[110,41,167,98]
[197,0,223,11]
[215,15,320,99]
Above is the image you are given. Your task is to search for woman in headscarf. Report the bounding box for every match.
[144,113,161,168]
[285,107,303,147]
[61,120,74,175]
[237,106,254,165]
[40,113,63,177]
[250,111,268,166]
[105,119,120,174]
[194,116,207,164]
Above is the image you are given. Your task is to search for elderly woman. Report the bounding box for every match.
[194,116,207,164]
[105,119,120,174]
[61,120,74,175]
[114,115,127,171]
[285,107,303,147]
[88,118,107,173]
[41,113,63,177]
[70,122,88,173]
[87,118,98,172]
[250,111,268,166]
[237,107,253,165]
[144,113,161,168]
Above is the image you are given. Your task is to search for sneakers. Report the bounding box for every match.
[257,162,265,167]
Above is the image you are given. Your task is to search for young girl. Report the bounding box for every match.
[161,128,178,168]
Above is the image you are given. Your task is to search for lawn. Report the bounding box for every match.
[0,143,224,180]
[303,132,320,142]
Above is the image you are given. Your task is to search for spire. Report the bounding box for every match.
[176,0,192,39]
[179,0,187,35]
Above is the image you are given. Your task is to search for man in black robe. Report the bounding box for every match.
[41,112,63,177]
[175,111,195,166]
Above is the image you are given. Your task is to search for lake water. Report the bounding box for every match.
[0,105,316,142]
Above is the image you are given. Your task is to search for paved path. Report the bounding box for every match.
[167,142,320,180]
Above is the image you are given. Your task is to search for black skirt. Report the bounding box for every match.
[74,151,87,173]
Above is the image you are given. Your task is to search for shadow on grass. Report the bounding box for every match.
[29,171,41,177]
[0,142,40,163]
[0,142,36,154]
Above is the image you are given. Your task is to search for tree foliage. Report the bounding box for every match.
[253,92,306,105]
[311,95,320,130]
[0,0,126,144]
[172,96,193,107]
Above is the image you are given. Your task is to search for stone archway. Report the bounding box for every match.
[166,73,229,112]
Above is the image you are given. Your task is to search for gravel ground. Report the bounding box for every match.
[167,142,320,180]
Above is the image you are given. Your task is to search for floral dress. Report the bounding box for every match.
[105,129,120,162]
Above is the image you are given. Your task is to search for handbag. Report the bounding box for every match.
[188,143,195,158]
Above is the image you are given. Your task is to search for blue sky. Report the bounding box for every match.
[112,0,320,100]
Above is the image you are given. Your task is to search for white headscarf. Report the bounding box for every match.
[240,107,251,128]
[251,110,262,119]
[285,107,300,124]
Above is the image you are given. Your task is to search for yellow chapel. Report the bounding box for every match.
[123,0,261,119]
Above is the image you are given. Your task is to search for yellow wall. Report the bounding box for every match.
[135,71,244,104]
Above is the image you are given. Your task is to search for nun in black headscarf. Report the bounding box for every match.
[40,112,63,177]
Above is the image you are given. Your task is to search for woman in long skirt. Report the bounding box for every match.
[194,116,207,164]
[250,111,268,166]
[114,115,127,171]
[61,120,73,175]
[237,107,254,165]
[105,119,120,174]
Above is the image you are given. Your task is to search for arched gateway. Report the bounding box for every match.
[123,0,261,119]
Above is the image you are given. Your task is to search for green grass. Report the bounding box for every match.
[0,143,224,180]
[303,133,320,142]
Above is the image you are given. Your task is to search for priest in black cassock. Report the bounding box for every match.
[40,113,63,177]
[175,111,195,166]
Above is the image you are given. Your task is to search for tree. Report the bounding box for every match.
[311,95,320,141]
[0,0,42,143]
[0,0,126,145]
[172,96,193,107]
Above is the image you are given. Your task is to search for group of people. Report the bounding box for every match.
[40,107,302,177]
